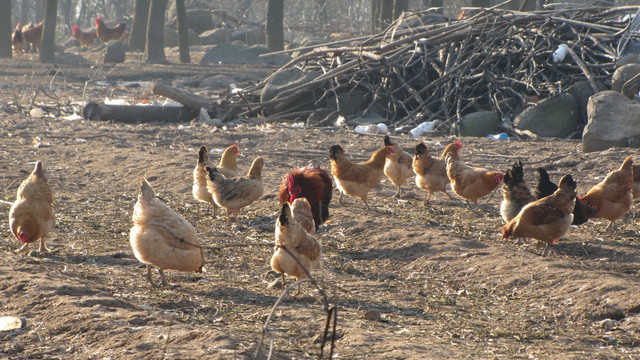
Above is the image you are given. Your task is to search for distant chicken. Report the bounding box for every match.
[216,144,240,179]
[205,157,264,225]
[271,203,321,287]
[330,144,392,209]
[193,145,219,217]
[500,160,535,223]
[130,179,205,287]
[413,140,462,203]
[534,167,596,226]
[9,162,55,253]
[72,25,97,47]
[12,22,43,54]
[11,23,25,54]
[502,175,577,256]
[95,17,126,43]
[582,155,634,229]
[278,165,333,230]
[445,154,504,210]
[383,135,413,197]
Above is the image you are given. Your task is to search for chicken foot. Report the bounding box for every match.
[38,237,50,253]
[145,264,171,288]
[16,242,30,253]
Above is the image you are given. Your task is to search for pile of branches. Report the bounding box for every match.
[240,5,640,128]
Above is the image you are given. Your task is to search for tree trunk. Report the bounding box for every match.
[19,0,28,26]
[130,0,150,51]
[371,0,381,33]
[0,0,10,58]
[35,0,44,22]
[393,0,408,20]
[266,0,284,52]
[175,0,190,63]
[380,0,394,28]
[61,0,72,34]
[39,0,57,63]
[145,0,167,64]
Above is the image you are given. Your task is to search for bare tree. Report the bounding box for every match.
[371,0,381,33]
[266,0,284,51]
[380,0,394,27]
[145,0,167,64]
[60,0,72,34]
[0,0,10,58]
[130,0,150,51]
[39,0,57,63]
[175,0,190,63]
[393,0,408,20]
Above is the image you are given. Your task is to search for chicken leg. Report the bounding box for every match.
[38,237,50,253]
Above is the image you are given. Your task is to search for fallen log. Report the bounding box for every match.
[152,82,215,112]
[152,82,241,122]
[82,102,197,123]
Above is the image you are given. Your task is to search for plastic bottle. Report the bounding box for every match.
[487,133,509,140]
[354,124,380,134]
[409,121,437,137]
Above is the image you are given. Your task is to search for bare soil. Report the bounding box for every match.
[1,50,639,360]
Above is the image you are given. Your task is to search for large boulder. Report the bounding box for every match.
[582,90,640,152]
[200,28,229,45]
[200,43,291,66]
[231,26,266,46]
[260,68,320,114]
[164,28,201,47]
[325,90,371,116]
[103,41,125,63]
[513,93,578,138]
[454,111,499,137]
[611,64,640,93]
[184,10,215,34]
[260,68,319,102]
[567,80,604,124]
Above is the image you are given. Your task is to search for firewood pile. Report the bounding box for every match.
[240,5,640,130]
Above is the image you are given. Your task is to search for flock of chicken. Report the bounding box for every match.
[7,135,639,287]
[11,17,126,54]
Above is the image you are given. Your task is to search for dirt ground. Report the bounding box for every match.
[1,50,639,360]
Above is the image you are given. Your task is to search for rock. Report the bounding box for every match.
[455,111,499,137]
[231,26,266,46]
[260,67,320,103]
[200,75,236,90]
[583,90,640,152]
[617,54,640,67]
[514,93,578,138]
[326,90,370,116]
[200,43,291,66]
[611,64,640,92]
[567,80,604,124]
[363,309,381,321]
[165,28,201,47]
[103,41,125,63]
[200,28,229,45]
[184,9,215,34]
[0,316,26,331]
